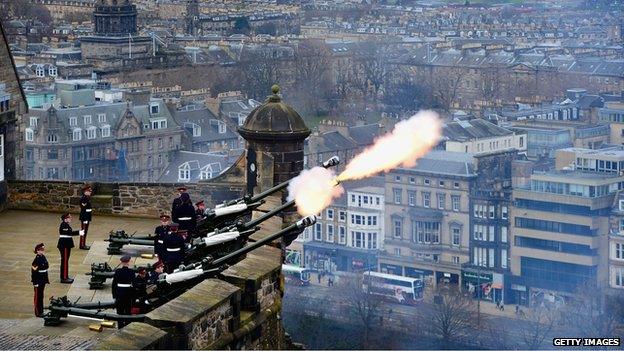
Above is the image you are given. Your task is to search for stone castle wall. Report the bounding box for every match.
[6,180,245,217]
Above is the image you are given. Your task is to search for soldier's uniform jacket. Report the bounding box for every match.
[163,233,186,266]
[153,225,168,258]
[171,197,182,222]
[175,203,197,232]
[57,222,79,249]
[31,254,50,285]
[79,194,92,222]
[148,271,161,285]
[195,208,204,219]
[112,266,135,300]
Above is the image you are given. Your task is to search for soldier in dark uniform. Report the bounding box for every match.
[78,185,93,250]
[153,214,170,261]
[175,193,197,236]
[171,186,187,222]
[163,223,185,273]
[132,267,149,314]
[112,255,135,328]
[148,261,164,285]
[31,243,49,317]
[195,200,206,219]
[57,213,81,283]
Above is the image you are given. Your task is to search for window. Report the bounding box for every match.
[25,128,34,141]
[218,122,226,134]
[422,192,430,208]
[502,206,508,220]
[192,124,201,137]
[147,156,153,167]
[473,224,485,241]
[148,139,153,150]
[408,191,416,206]
[424,178,431,185]
[367,216,377,226]
[339,226,346,244]
[101,125,110,137]
[454,182,460,189]
[35,65,45,77]
[151,119,167,129]
[98,113,106,123]
[473,247,487,267]
[159,138,164,149]
[29,117,38,127]
[327,224,334,242]
[327,209,334,220]
[83,115,92,125]
[437,194,445,209]
[86,127,96,139]
[439,180,445,187]
[314,223,322,240]
[393,188,402,204]
[452,195,460,211]
[501,226,508,243]
[393,219,402,238]
[489,248,495,267]
[395,175,401,182]
[69,117,77,126]
[178,162,190,181]
[519,136,524,148]
[452,256,460,264]
[47,148,58,160]
[452,227,461,246]
[339,211,346,222]
[394,248,401,256]
[501,249,508,268]
[47,134,58,143]
[613,267,624,288]
[367,232,377,249]
[150,103,160,114]
[614,243,624,260]
[158,154,162,165]
[72,129,82,141]
[489,205,495,219]
[620,219,624,232]
[409,176,415,184]
[413,221,440,244]
[488,226,495,241]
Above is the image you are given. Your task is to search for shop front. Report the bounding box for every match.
[461,270,498,302]
[304,241,378,272]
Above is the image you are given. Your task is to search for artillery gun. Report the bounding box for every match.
[44,215,317,326]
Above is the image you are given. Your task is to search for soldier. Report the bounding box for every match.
[171,186,187,222]
[31,243,49,317]
[57,213,82,283]
[79,185,93,250]
[195,200,206,219]
[154,214,170,261]
[132,267,149,314]
[148,261,165,285]
[112,255,135,328]
[163,223,185,273]
[175,193,197,236]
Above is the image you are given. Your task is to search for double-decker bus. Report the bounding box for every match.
[363,271,424,305]
[282,264,312,286]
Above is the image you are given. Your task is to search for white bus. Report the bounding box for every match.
[363,271,424,305]
[282,264,312,286]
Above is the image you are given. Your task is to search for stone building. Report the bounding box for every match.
[0,19,28,210]
[23,83,185,182]
[441,118,527,156]
[379,151,474,288]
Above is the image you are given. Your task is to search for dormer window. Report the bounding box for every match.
[619,200,624,212]
[35,65,45,77]
[193,124,201,137]
[98,113,106,123]
[48,66,57,77]
[29,117,38,127]
[83,115,92,125]
[101,125,110,137]
[178,162,190,182]
[151,119,167,130]
[150,103,160,115]
[69,116,77,126]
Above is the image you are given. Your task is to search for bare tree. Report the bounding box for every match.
[560,282,621,338]
[238,47,285,100]
[355,42,390,99]
[518,306,558,350]
[430,67,466,112]
[338,273,385,348]
[422,286,477,347]
[292,40,331,115]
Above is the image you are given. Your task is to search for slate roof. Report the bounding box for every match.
[348,124,382,146]
[158,150,242,183]
[443,118,513,142]
[396,150,477,177]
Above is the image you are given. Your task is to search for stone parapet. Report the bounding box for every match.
[6,180,244,218]
[90,322,168,350]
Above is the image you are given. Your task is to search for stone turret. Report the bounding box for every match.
[239,85,310,244]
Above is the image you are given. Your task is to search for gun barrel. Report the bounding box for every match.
[106,238,154,246]
[49,306,146,322]
[211,215,316,267]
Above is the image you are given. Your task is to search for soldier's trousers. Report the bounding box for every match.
[80,221,90,248]
[59,247,71,280]
[115,297,133,328]
[33,284,45,317]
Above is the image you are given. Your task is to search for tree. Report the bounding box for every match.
[518,307,558,350]
[560,282,623,338]
[355,42,390,99]
[430,67,466,112]
[421,286,477,347]
[238,47,284,100]
[338,273,385,348]
[232,17,251,35]
[292,40,332,116]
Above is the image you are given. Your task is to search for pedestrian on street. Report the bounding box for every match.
[317,272,321,284]
[500,304,504,311]
[515,305,519,315]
